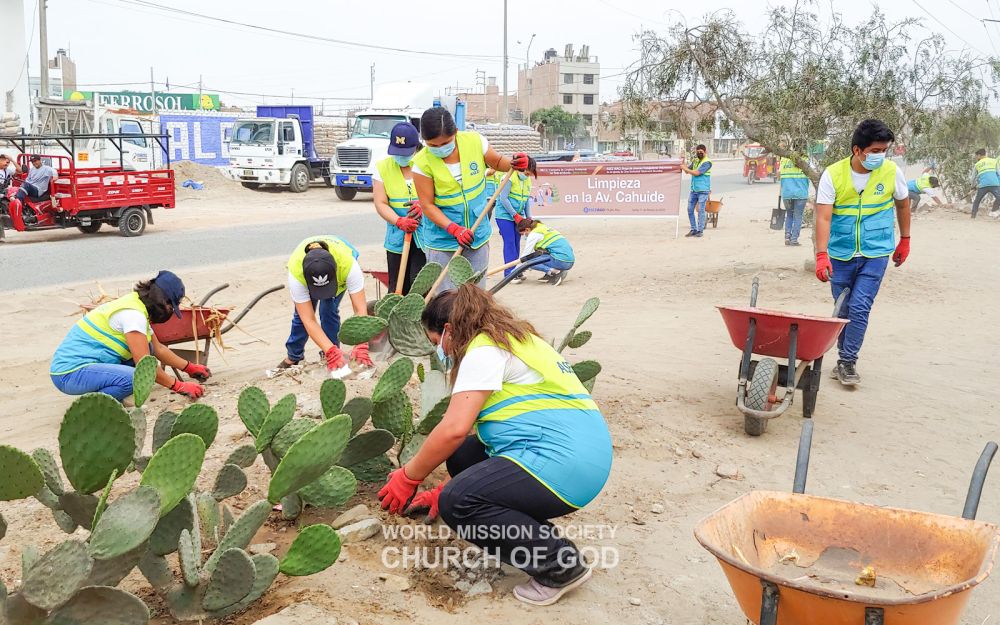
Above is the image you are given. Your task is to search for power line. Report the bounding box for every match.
[912,0,990,55]
[944,0,982,20]
[11,0,40,91]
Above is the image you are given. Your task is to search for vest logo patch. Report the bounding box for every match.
[311,275,330,287]
[469,162,479,175]
[875,183,885,195]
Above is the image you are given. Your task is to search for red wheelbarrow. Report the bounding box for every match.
[695,421,1000,625]
[717,277,849,436]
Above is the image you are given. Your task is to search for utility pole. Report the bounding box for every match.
[38,0,50,99]
[502,0,508,123]
[198,74,203,110]
[524,33,536,124]
[370,63,375,101]
[150,67,157,115]
[291,88,295,104]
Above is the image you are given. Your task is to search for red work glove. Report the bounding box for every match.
[182,361,212,382]
[325,345,346,370]
[512,213,525,225]
[404,481,444,523]
[377,467,422,515]
[446,222,474,248]
[395,216,419,233]
[892,236,910,267]
[350,342,374,367]
[170,379,204,399]
[511,152,529,171]
[407,201,422,219]
[815,251,833,282]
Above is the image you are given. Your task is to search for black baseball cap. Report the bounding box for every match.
[29,155,42,162]
[388,122,420,156]
[303,248,338,300]
[153,270,185,318]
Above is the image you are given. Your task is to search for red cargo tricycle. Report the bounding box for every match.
[717,278,849,436]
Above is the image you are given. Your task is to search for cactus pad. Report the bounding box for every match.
[416,395,450,435]
[46,585,149,625]
[202,548,255,611]
[149,494,194,556]
[0,445,44,501]
[574,297,601,328]
[446,255,475,286]
[170,403,219,448]
[372,357,414,404]
[280,493,303,520]
[0,512,5,541]
[212,464,248,502]
[409,262,443,296]
[91,468,119,531]
[196,492,220,544]
[267,415,352,503]
[208,553,278,618]
[52,510,78,534]
[279,524,342,576]
[399,433,427,465]
[582,377,596,393]
[178,529,201,587]
[468,268,487,285]
[204,500,270,573]
[89,486,160,560]
[348,454,394,483]
[138,551,172,590]
[128,355,157,409]
[388,309,435,357]
[129,406,147,461]
[319,378,347,419]
[84,544,144,588]
[255,394,296,453]
[339,429,396,467]
[224,444,258,469]
[151,410,179,453]
[338,315,388,345]
[572,360,602,386]
[21,539,93,610]
[34,484,61,510]
[31,447,64,497]
[372,392,413,439]
[269,418,316,458]
[375,293,404,320]
[568,330,593,349]
[393,292,426,320]
[298,466,358,508]
[59,492,99,529]
[237,386,269,437]
[343,398,373,435]
[140,433,206,516]
[59,393,135,494]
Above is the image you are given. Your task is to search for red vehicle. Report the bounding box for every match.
[742,144,778,184]
[1,152,174,239]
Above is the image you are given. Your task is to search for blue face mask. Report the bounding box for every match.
[428,141,456,158]
[392,155,412,167]
[518,172,527,181]
[861,151,885,171]
[435,329,453,371]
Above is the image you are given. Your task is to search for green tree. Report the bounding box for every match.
[530,106,584,147]
[621,1,999,191]
[905,107,1000,200]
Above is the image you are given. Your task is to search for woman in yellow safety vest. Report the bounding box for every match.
[373,122,425,295]
[488,157,538,281]
[50,271,210,401]
[515,217,575,286]
[412,106,529,291]
[378,285,612,606]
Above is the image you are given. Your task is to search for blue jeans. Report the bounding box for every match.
[497,218,520,277]
[830,255,889,363]
[51,363,136,401]
[687,191,709,232]
[783,198,806,242]
[530,255,574,274]
[285,293,344,362]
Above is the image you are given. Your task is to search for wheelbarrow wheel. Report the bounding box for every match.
[744,357,779,436]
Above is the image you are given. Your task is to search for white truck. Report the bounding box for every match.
[329,82,446,201]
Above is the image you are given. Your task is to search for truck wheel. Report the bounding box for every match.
[744,357,779,436]
[335,186,357,201]
[118,207,147,237]
[323,175,334,187]
[289,164,310,193]
[77,222,102,234]
[241,182,261,190]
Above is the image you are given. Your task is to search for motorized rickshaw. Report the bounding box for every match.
[743,144,779,184]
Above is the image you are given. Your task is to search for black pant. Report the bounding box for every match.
[438,436,585,587]
[386,247,427,295]
[908,191,922,213]
[972,186,1000,218]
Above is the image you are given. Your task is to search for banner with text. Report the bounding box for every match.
[159,114,242,166]
[531,160,682,218]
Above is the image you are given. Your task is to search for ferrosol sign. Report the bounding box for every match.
[63,90,220,112]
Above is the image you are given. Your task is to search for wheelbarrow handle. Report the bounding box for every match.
[792,420,814,495]
[489,256,550,294]
[750,277,760,307]
[962,441,998,520]
[219,284,285,335]
[197,283,230,307]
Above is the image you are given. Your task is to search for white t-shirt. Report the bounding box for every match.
[411,134,490,185]
[109,309,150,335]
[816,165,908,205]
[287,259,364,304]
[519,230,544,258]
[452,345,543,394]
[0,163,15,185]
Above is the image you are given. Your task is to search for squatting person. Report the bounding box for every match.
[515,217,575,286]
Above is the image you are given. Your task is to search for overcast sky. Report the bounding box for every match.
[19,0,1000,113]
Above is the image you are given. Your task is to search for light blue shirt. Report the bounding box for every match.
[25,164,57,190]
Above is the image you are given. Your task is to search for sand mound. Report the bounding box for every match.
[171,160,241,201]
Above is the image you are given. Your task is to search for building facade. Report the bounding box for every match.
[518,44,599,127]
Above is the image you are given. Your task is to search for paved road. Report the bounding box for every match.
[0,212,386,291]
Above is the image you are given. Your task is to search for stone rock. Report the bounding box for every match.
[454,579,471,592]
[252,602,338,625]
[629,596,642,606]
[379,572,411,592]
[650,503,665,515]
[715,464,741,480]
[733,262,764,276]
[338,518,381,543]
[248,542,277,555]
[465,579,493,597]
[332,504,372,529]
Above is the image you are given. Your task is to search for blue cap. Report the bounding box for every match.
[387,122,420,156]
[153,270,185,318]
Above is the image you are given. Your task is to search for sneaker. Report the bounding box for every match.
[511,274,526,284]
[789,240,801,247]
[513,566,593,606]
[536,273,553,283]
[832,361,860,386]
[784,239,791,246]
[685,230,697,237]
[276,357,301,370]
[550,272,565,286]
[695,231,704,237]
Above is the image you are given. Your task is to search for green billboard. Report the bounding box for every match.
[63,90,220,112]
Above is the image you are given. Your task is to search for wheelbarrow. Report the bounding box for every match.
[717,277,849,436]
[695,421,1000,625]
[706,197,722,228]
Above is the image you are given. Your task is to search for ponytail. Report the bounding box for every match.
[516,217,540,233]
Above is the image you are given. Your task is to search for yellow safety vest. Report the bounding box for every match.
[51,291,152,374]
[828,156,897,260]
[375,157,421,253]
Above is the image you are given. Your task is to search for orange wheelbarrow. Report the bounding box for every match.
[695,421,1000,625]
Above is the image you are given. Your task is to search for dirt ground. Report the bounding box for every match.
[2,160,1000,624]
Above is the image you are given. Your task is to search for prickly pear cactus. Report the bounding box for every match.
[557,298,601,353]
[203,500,270,573]
[416,395,450,435]
[392,292,426,320]
[237,386,269,437]
[202,548,255,611]
[45,585,150,625]
[343,397,374,435]
[348,454,394,483]
[151,410,179,453]
[568,330,593,349]
[338,429,396,468]
[170,403,219,448]
[88,486,161,560]
[267,415,352,503]
[409,262,443,297]
[211,464,248,502]
[387,304,435,357]
[140,433,206,516]
[59,393,135,494]
[372,357,414,404]
[31,447,64,496]
[148,495,195,556]
[338,315,389,345]
[0,445,44,501]
[91,469,119,531]
[254,394,296,453]
[372,391,413,439]
[319,378,347,419]
[59,491,99,529]
[269,418,316,458]
[224,444,258,469]
[20,539,94,610]
[279,524,342,576]
[298,466,357,508]
[446,255,475,287]
[132,355,158,408]
[572,361,602,388]
[375,293,404,320]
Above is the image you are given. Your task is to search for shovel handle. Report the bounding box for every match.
[487,259,521,277]
[395,233,412,295]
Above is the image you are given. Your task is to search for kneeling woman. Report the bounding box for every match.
[50,271,210,401]
[516,217,575,285]
[378,285,612,606]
